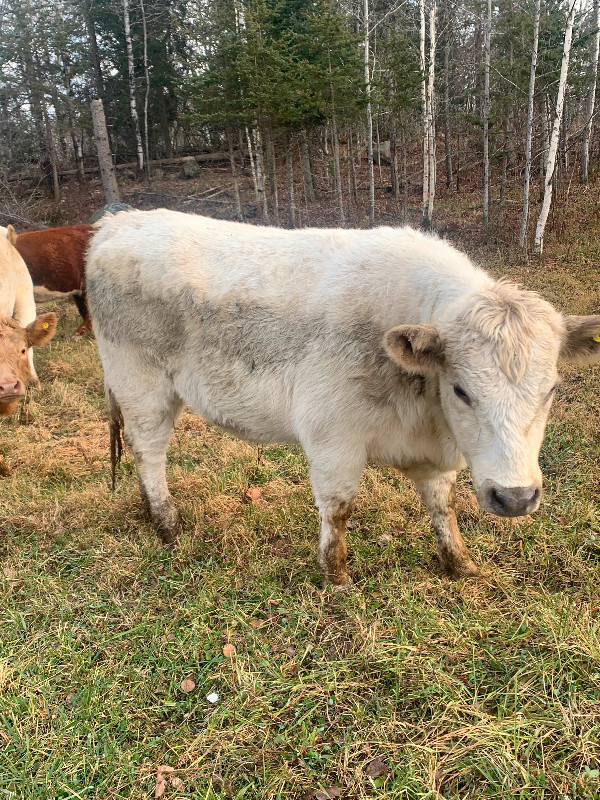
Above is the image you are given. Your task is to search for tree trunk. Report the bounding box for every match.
[253,123,269,222]
[300,128,316,202]
[91,99,120,203]
[581,0,600,182]
[364,0,375,226]
[84,3,105,101]
[140,0,151,177]
[534,1,576,255]
[482,0,491,232]
[122,0,144,173]
[426,1,437,225]
[518,0,540,249]
[328,49,345,225]
[226,125,243,221]
[421,0,436,228]
[443,23,453,190]
[286,134,296,228]
[246,126,259,203]
[266,128,280,226]
[390,125,398,198]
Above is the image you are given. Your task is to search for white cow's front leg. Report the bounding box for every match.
[307,446,365,587]
[122,395,184,545]
[407,468,479,577]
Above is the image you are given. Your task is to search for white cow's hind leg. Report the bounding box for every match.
[307,446,365,587]
[121,393,184,545]
[407,468,479,577]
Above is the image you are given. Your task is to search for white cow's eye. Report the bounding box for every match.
[453,384,471,406]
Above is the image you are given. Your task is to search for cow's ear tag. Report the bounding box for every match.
[42,322,49,329]
[593,333,600,342]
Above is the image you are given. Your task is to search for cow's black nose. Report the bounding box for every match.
[485,483,541,517]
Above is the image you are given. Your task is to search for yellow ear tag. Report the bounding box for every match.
[594,334,600,342]
[42,322,49,329]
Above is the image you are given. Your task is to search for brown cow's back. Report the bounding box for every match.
[14,225,93,293]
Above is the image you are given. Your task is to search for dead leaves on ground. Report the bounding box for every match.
[155,765,185,798]
[245,486,265,505]
[365,758,388,779]
[180,677,195,693]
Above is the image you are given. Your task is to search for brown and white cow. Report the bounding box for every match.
[7,224,94,336]
[86,210,600,585]
[0,228,57,415]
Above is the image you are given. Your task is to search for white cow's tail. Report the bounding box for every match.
[107,387,124,491]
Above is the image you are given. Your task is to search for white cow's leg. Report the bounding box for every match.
[307,447,365,586]
[122,394,184,545]
[407,468,479,577]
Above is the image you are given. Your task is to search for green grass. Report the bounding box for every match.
[1,212,600,798]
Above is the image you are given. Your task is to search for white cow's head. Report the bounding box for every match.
[384,282,600,517]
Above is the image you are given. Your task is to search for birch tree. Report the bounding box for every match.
[534,0,576,255]
[421,0,436,229]
[364,0,375,226]
[122,0,144,173]
[581,0,600,182]
[518,0,540,250]
[482,0,491,232]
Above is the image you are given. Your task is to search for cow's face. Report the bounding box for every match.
[384,284,600,518]
[0,313,57,416]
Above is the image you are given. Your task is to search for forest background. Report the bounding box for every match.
[1,0,599,255]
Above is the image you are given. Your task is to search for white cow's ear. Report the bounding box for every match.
[561,314,600,365]
[383,324,445,374]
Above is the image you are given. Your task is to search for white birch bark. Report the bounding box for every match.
[253,123,269,222]
[122,0,144,173]
[140,0,151,176]
[581,0,600,182]
[364,0,375,227]
[482,0,491,230]
[426,0,437,224]
[534,0,576,255]
[246,126,258,202]
[519,0,540,249]
[421,0,436,228]
[420,0,429,224]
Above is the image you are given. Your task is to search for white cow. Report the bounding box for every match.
[0,225,41,386]
[86,210,600,585]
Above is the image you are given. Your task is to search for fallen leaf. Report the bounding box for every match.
[180,678,195,692]
[377,534,393,545]
[171,776,184,790]
[3,566,19,588]
[157,766,175,774]
[315,788,341,799]
[249,619,265,629]
[285,645,296,657]
[345,520,357,529]
[222,643,236,657]
[365,758,387,779]
[155,775,166,799]
[245,486,265,505]
[206,691,219,703]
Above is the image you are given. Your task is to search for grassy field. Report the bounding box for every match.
[1,207,600,799]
